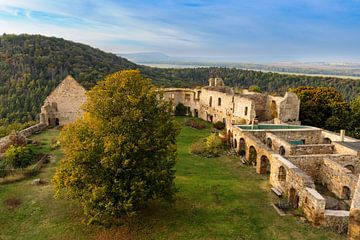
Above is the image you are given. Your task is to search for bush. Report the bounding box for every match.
[185,118,206,129]
[249,85,262,93]
[175,103,188,116]
[213,121,225,130]
[190,134,223,157]
[3,145,34,168]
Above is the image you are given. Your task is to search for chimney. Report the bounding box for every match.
[340,130,345,142]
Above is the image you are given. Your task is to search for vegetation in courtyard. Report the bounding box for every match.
[174,102,188,116]
[0,119,346,239]
[213,121,225,130]
[190,133,224,157]
[249,85,262,93]
[52,70,179,224]
[184,118,207,129]
[2,145,34,169]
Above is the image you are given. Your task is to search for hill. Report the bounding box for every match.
[0,34,360,124]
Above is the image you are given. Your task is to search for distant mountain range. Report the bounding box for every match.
[119,52,360,78]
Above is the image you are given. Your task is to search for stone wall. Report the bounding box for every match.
[292,144,334,155]
[349,177,360,240]
[271,129,322,144]
[319,159,358,200]
[323,210,349,233]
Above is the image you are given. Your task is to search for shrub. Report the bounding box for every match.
[190,134,223,157]
[185,118,206,129]
[3,145,34,168]
[249,85,262,93]
[175,103,188,116]
[213,121,225,130]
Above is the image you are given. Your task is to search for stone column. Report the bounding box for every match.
[349,175,360,239]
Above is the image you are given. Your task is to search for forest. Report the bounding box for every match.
[0,34,359,132]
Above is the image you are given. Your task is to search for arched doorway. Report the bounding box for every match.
[279,146,286,156]
[233,139,237,149]
[249,146,257,166]
[270,100,278,119]
[289,188,299,208]
[55,118,60,126]
[342,186,351,200]
[323,137,332,144]
[227,130,232,145]
[239,138,246,156]
[266,138,272,149]
[260,155,271,174]
[278,166,286,181]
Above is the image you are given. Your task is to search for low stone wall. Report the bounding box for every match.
[303,187,326,225]
[19,123,47,137]
[271,129,323,144]
[292,144,334,155]
[0,123,46,154]
[323,210,349,233]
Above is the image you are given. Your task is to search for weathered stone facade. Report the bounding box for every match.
[161,78,300,125]
[40,75,87,127]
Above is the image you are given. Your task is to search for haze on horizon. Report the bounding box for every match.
[0,0,360,63]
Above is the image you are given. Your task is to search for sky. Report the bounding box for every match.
[0,0,360,63]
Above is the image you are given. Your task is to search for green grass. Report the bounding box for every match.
[0,119,346,240]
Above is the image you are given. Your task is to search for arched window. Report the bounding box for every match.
[266,138,272,149]
[323,138,332,144]
[260,156,271,174]
[239,138,246,156]
[218,97,221,106]
[249,146,257,166]
[278,166,286,181]
[245,107,248,116]
[345,165,355,173]
[342,186,351,200]
[279,146,285,156]
[209,96,212,107]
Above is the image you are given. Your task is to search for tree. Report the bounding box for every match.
[3,145,34,168]
[249,85,262,93]
[174,103,188,116]
[290,86,350,129]
[53,70,179,224]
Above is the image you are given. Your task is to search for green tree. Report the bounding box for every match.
[3,145,34,168]
[249,85,262,93]
[53,70,179,224]
[290,86,350,129]
[174,103,188,116]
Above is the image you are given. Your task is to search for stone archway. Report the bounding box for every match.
[266,138,272,149]
[239,138,246,156]
[343,186,351,200]
[279,146,286,156]
[234,139,237,149]
[289,188,299,208]
[260,155,271,174]
[249,146,257,166]
[345,165,355,173]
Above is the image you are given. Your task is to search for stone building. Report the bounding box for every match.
[162,77,300,125]
[40,75,87,127]
[164,78,360,238]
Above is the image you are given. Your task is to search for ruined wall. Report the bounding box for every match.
[292,144,334,155]
[349,177,360,240]
[40,75,87,126]
[319,159,358,200]
[270,129,322,144]
[322,210,349,233]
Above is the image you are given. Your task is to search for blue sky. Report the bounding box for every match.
[0,0,360,62]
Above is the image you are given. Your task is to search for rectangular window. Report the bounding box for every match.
[185,93,191,101]
[218,98,221,106]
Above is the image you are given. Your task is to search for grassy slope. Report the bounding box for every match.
[0,120,346,240]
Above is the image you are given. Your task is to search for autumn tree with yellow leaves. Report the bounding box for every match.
[53,70,178,224]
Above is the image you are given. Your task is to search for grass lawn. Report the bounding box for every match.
[0,118,346,240]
